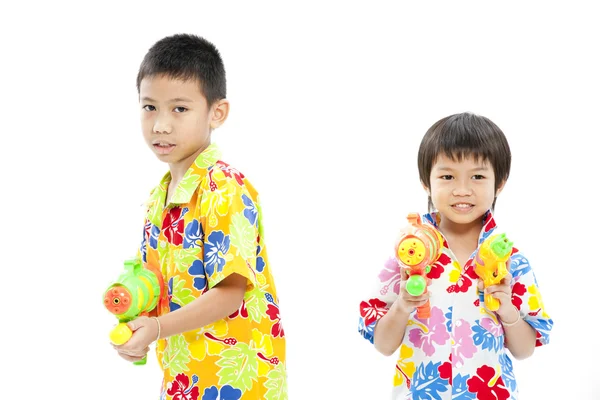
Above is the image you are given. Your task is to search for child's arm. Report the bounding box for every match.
[359,259,430,356]
[114,273,247,358]
[483,251,554,360]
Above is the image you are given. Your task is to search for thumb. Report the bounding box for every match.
[126,319,141,331]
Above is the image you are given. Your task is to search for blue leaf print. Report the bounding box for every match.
[168,278,181,311]
[183,219,204,249]
[149,224,160,249]
[358,317,376,343]
[525,318,553,344]
[204,231,231,277]
[188,259,207,291]
[256,256,265,272]
[202,385,242,400]
[452,373,476,399]
[412,361,449,400]
[445,306,453,332]
[509,254,532,278]
[472,321,503,352]
[242,194,257,226]
[499,353,517,392]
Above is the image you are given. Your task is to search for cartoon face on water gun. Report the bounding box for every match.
[473,233,514,311]
[103,258,161,365]
[395,213,444,319]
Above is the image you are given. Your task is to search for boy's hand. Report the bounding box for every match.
[112,316,159,362]
[478,276,519,323]
[393,267,431,314]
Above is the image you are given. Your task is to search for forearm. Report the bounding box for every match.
[373,301,411,356]
[501,308,537,360]
[156,273,246,339]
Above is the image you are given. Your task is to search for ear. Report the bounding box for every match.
[495,179,506,197]
[209,99,230,130]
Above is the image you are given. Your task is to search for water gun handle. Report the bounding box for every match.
[110,322,147,366]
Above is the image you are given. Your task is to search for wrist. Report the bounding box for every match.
[498,306,520,327]
[151,316,161,341]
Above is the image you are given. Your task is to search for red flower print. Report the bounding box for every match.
[360,298,388,326]
[228,299,249,319]
[166,373,199,400]
[467,365,510,400]
[163,207,186,246]
[511,282,527,310]
[216,160,245,186]
[447,269,474,294]
[266,304,284,337]
[427,253,450,279]
[438,360,452,385]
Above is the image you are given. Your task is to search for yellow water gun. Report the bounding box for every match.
[473,233,514,311]
[395,213,444,319]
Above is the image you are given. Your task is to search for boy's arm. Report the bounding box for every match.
[495,305,537,359]
[157,273,246,339]
[372,301,411,356]
[114,273,247,357]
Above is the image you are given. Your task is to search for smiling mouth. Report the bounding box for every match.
[452,203,474,209]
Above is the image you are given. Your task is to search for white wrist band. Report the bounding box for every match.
[152,317,161,341]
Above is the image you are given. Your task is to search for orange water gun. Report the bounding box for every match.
[103,258,162,365]
[395,213,444,319]
[473,233,513,311]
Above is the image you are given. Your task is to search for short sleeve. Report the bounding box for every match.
[200,175,259,292]
[509,251,554,346]
[358,256,402,344]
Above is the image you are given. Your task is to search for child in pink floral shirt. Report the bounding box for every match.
[358,112,553,400]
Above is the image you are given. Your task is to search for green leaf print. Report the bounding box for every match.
[264,363,288,400]
[171,276,195,306]
[163,334,191,375]
[216,342,258,392]
[170,173,202,204]
[174,248,202,272]
[229,212,256,260]
[245,287,268,323]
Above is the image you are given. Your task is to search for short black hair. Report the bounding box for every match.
[136,33,226,106]
[418,112,511,212]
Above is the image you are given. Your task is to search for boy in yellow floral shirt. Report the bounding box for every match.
[111,33,287,400]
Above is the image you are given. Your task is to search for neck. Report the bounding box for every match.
[168,142,210,184]
[438,215,482,243]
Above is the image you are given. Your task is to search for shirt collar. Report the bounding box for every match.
[423,209,498,245]
[145,143,222,226]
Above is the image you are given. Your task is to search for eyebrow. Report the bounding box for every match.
[141,96,194,103]
[435,166,489,172]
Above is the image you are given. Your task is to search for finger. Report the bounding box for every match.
[118,346,150,358]
[490,291,512,305]
[118,352,146,363]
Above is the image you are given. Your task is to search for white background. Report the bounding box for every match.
[2,1,597,399]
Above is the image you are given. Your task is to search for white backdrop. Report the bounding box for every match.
[2,1,597,398]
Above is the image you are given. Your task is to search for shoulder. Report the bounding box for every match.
[209,160,258,197]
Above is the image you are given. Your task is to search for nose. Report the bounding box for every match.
[452,179,473,196]
[153,113,172,134]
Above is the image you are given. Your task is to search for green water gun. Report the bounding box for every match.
[103,258,161,365]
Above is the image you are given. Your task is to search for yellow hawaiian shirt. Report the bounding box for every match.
[139,143,287,400]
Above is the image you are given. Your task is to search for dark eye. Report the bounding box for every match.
[174,107,187,113]
[472,175,485,180]
[143,105,155,111]
[441,175,453,180]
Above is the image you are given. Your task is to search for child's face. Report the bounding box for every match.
[427,154,502,227]
[139,75,225,169]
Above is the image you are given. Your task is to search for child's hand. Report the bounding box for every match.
[112,316,159,363]
[394,268,431,314]
[478,277,519,323]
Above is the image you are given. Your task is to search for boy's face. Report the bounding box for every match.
[426,154,503,228]
[139,75,228,172]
